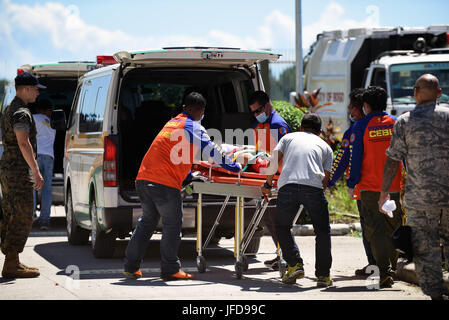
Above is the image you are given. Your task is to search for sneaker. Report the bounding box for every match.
[281,263,304,284]
[161,269,194,281]
[316,276,333,287]
[123,269,142,280]
[380,275,394,288]
[264,256,280,271]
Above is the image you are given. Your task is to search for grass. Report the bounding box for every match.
[326,178,360,224]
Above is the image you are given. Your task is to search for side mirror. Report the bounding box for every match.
[50,109,67,130]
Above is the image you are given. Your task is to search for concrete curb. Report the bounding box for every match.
[292,223,352,236]
[395,260,449,291]
[261,223,355,236]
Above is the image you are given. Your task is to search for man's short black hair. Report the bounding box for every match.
[37,98,53,111]
[362,86,387,112]
[249,90,270,106]
[300,113,322,134]
[184,92,206,110]
[349,88,365,111]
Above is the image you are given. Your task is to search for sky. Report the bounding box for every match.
[1,0,448,80]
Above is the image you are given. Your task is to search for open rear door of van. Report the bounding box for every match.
[21,62,98,78]
[113,47,281,68]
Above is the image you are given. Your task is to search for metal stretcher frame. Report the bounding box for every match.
[190,165,286,279]
[192,180,277,279]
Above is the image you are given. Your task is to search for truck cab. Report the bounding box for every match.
[366,50,449,116]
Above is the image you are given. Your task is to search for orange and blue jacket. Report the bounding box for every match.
[253,110,291,153]
[137,112,241,190]
[347,112,402,192]
[328,123,361,199]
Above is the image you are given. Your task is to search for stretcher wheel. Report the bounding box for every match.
[279,259,288,278]
[235,261,243,279]
[197,256,207,273]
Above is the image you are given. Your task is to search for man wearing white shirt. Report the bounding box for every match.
[32,99,56,230]
[261,114,334,287]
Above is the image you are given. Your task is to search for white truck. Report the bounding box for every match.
[301,26,449,136]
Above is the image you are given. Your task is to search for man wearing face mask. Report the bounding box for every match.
[123,92,242,281]
[346,86,403,289]
[327,88,376,276]
[249,91,291,270]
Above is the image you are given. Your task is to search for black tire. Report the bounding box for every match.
[66,188,89,245]
[90,196,116,258]
[244,235,261,256]
[235,261,243,279]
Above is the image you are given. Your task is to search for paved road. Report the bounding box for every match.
[0,206,428,302]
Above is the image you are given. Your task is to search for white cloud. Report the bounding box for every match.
[0,0,381,79]
[302,1,381,50]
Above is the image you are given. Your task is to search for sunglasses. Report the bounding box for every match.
[251,104,265,115]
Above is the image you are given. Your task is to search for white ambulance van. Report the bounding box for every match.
[52,47,280,258]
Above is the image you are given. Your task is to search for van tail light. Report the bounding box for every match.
[97,55,116,66]
[447,33,449,46]
[17,68,25,75]
[103,136,117,187]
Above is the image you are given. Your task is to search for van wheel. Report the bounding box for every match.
[66,188,89,245]
[90,196,116,258]
[244,235,261,257]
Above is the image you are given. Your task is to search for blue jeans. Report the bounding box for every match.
[33,154,54,223]
[124,180,183,276]
[275,184,332,277]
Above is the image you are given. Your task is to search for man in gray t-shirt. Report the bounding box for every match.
[262,114,334,287]
[274,131,333,190]
[379,74,449,300]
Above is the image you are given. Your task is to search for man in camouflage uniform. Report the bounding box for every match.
[0,72,45,278]
[379,74,449,300]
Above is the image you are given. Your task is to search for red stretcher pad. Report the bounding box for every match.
[192,161,279,187]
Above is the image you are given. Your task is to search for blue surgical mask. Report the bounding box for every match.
[256,112,268,123]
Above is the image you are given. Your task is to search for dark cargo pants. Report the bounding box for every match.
[0,169,34,255]
[360,191,402,277]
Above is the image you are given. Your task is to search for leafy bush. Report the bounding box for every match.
[272,100,306,132]
[326,178,359,216]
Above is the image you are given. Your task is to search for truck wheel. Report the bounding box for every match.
[90,196,116,258]
[66,188,89,245]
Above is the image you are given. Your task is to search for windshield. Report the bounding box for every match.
[390,62,449,104]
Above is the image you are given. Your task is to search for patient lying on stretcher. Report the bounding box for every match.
[215,143,271,174]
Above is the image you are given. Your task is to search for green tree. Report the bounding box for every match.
[0,79,8,107]
[269,65,295,101]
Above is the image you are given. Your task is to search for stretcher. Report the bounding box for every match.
[190,161,303,279]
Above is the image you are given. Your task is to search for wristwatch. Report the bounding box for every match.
[263,181,273,189]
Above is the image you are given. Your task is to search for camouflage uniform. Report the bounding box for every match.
[0,97,37,255]
[386,100,449,297]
